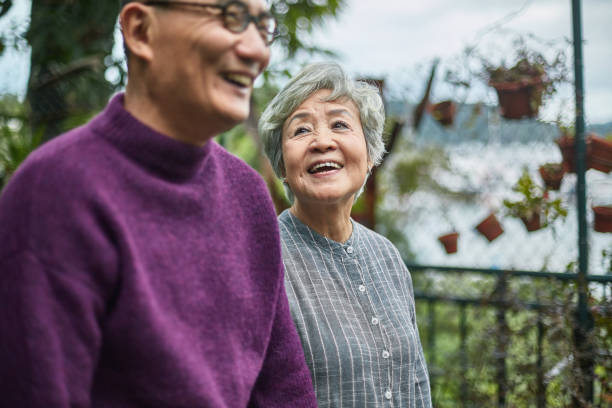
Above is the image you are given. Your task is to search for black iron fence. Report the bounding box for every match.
[407,264,611,407]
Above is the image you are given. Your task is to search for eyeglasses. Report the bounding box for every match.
[143,0,278,45]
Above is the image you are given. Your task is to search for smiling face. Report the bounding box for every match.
[145,0,271,139]
[281,89,371,209]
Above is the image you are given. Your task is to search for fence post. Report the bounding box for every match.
[495,275,508,408]
[537,306,546,408]
[459,303,468,407]
[427,299,436,399]
[571,0,595,405]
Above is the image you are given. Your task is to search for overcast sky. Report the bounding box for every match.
[1,0,611,124]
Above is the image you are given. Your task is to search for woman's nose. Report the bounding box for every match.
[309,130,337,152]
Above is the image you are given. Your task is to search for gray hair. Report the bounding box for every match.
[259,62,386,202]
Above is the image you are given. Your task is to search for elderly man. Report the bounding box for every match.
[0,1,316,406]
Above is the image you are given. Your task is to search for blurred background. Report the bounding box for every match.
[1,0,611,406]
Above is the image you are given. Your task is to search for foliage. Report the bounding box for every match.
[0,95,40,189]
[503,168,567,227]
[443,34,571,114]
[413,268,612,407]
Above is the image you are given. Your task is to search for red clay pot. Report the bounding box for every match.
[438,232,459,254]
[592,206,612,233]
[555,133,594,173]
[538,164,564,190]
[475,213,504,242]
[590,135,612,174]
[489,77,543,119]
[428,100,457,126]
[521,213,542,232]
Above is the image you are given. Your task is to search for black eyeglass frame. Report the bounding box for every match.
[143,0,278,45]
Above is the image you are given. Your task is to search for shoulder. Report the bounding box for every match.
[207,142,278,225]
[209,142,269,195]
[0,123,111,256]
[355,221,399,253]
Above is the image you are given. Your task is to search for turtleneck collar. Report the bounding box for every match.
[90,93,212,180]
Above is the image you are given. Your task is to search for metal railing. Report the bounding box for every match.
[407,264,611,407]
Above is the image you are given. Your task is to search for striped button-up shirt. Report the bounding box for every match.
[279,210,431,407]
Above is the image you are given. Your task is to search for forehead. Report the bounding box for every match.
[239,0,269,13]
[293,89,359,117]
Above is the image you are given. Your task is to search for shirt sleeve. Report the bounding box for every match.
[248,281,318,408]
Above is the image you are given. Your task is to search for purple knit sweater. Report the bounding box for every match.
[0,94,317,407]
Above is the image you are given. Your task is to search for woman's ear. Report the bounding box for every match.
[120,3,155,63]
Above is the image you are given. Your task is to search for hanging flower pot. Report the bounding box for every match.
[438,232,459,254]
[489,76,543,120]
[520,213,542,232]
[555,132,593,173]
[592,206,612,233]
[475,213,504,242]
[538,163,564,190]
[589,135,612,174]
[503,169,567,233]
[427,100,457,126]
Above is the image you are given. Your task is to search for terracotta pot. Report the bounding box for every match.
[538,164,564,190]
[438,232,459,254]
[590,135,612,174]
[521,213,542,232]
[475,213,504,242]
[428,100,457,126]
[489,77,543,120]
[592,206,612,233]
[555,133,594,173]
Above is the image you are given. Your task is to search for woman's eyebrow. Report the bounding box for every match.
[284,112,311,129]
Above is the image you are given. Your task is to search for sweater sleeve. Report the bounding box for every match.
[248,281,318,408]
[0,158,115,406]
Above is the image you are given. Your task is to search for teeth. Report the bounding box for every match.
[309,162,342,173]
[224,73,252,87]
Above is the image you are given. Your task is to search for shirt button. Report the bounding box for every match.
[382,350,390,359]
[385,389,392,400]
[358,285,366,292]
[371,317,379,325]
[346,246,354,254]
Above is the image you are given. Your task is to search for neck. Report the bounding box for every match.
[290,199,354,243]
[124,83,219,147]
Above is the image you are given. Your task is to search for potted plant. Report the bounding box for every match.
[555,125,594,173]
[438,231,459,254]
[556,130,612,174]
[484,37,569,120]
[591,180,612,233]
[503,169,568,232]
[427,100,457,127]
[538,162,564,190]
[589,133,612,174]
[592,206,612,233]
[475,212,504,242]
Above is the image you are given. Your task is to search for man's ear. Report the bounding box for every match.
[120,3,155,62]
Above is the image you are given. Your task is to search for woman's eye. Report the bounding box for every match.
[332,121,349,129]
[293,126,309,136]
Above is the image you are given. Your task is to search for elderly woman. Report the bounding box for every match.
[259,62,432,407]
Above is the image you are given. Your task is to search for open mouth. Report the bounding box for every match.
[308,161,344,174]
[222,73,252,88]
